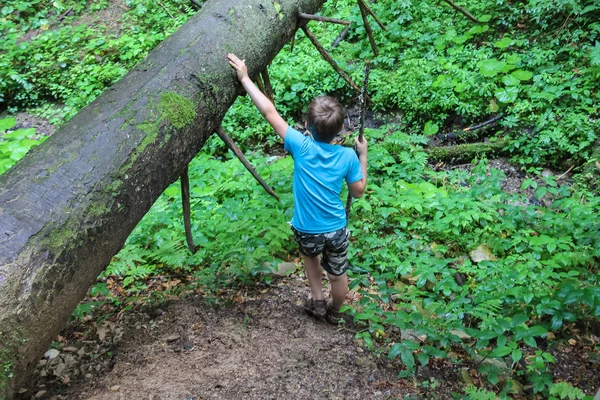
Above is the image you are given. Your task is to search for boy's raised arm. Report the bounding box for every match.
[228,53,288,140]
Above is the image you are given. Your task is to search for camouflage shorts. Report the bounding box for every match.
[291,226,350,276]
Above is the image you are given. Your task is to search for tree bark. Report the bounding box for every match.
[0,0,325,396]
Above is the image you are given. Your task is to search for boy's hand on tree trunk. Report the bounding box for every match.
[228,53,249,82]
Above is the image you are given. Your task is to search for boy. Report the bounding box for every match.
[227,53,368,324]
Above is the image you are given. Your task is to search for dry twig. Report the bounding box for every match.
[441,0,480,23]
[181,166,198,253]
[301,25,364,96]
[215,126,280,201]
[357,0,388,31]
[346,61,370,216]
[358,2,378,56]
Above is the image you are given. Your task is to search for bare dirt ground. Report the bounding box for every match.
[25,276,460,400]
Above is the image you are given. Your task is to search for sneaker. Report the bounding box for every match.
[303,298,326,320]
[325,301,344,325]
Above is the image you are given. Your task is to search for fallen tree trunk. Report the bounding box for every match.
[426,141,507,163]
[0,0,325,396]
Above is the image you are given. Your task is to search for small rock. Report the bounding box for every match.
[38,360,47,368]
[355,356,376,369]
[53,362,66,377]
[109,385,120,392]
[34,391,47,399]
[63,347,78,353]
[469,244,498,263]
[166,334,180,343]
[451,330,472,340]
[273,262,297,277]
[473,356,511,378]
[44,349,60,360]
[62,375,70,384]
[502,379,524,395]
[541,169,553,178]
[17,388,28,394]
[229,333,242,344]
[459,368,474,386]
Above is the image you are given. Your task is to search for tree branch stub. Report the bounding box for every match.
[299,12,351,25]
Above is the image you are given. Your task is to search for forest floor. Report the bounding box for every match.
[23,275,467,400]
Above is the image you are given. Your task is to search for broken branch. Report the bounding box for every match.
[331,25,351,48]
[346,61,371,216]
[433,114,504,144]
[441,0,480,23]
[301,25,365,97]
[215,126,280,202]
[357,0,388,31]
[358,1,378,56]
[261,67,275,105]
[181,166,198,254]
[299,12,351,25]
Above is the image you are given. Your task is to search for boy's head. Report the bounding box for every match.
[307,96,344,143]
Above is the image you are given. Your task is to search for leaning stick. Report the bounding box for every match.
[358,1,378,56]
[261,67,275,105]
[345,61,370,217]
[331,25,351,48]
[358,61,370,142]
[463,114,504,131]
[181,166,198,253]
[215,126,280,202]
[255,73,266,95]
[299,12,351,25]
[441,0,480,23]
[357,0,388,31]
[301,25,363,96]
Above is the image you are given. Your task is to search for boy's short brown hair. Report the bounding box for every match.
[307,96,344,143]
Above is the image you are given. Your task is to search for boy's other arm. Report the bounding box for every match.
[228,53,288,140]
[348,137,368,198]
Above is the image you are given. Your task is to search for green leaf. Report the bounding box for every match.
[454,82,467,93]
[495,86,519,103]
[494,37,512,49]
[424,121,439,135]
[511,70,533,81]
[402,340,421,351]
[0,117,16,132]
[511,313,529,327]
[389,343,402,359]
[490,346,512,357]
[502,74,521,86]
[417,353,430,366]
[527,325,548,337]
[479,59,506,77]
[524,336,537,348]
[497,335,507,348]
[4,128,35,140]
[401,348,415,370]
[511,349,523,363]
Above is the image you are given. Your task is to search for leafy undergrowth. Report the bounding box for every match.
[73,128,600,398]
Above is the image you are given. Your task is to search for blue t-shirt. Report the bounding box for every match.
[284,126,363,234]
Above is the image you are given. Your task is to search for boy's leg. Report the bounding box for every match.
[327,272,348,311]
[304,255,325,301]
